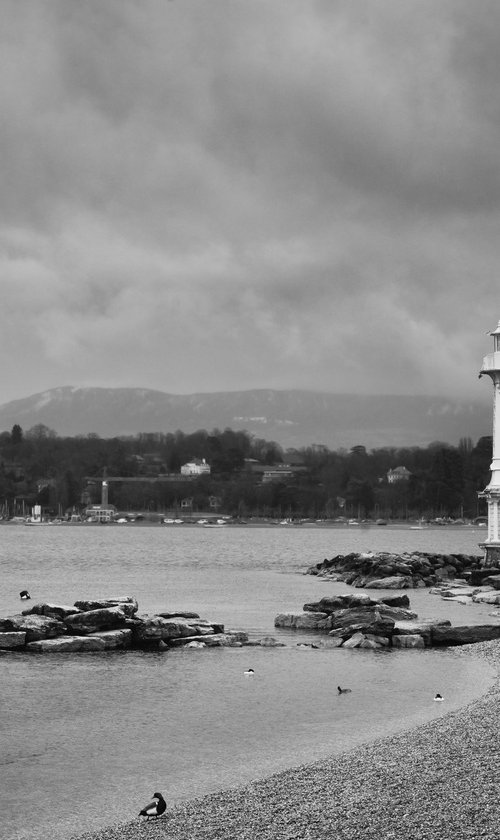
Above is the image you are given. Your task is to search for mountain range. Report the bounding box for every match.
[0,386,492,451]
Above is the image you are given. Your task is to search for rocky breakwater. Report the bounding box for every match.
[306,550,483,589]
[0,597,253,653]
[274,590,500,649]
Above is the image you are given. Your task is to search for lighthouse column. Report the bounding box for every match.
[479,320,500,566]
[489,497,500,542]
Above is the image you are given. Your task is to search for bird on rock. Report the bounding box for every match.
[19,590,31,600]
[337,686,352,694]
[139,792,166,820]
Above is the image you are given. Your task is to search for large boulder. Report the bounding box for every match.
[0,613,66,642]
[431,624,500,646]
[64,606,129,635]
[275,612,303,628]
[294,612,330,630]
[341,632,366,648]
[359,637,383,649]
[439,587,480,599]
[473,592,500,605]
[379,594,411,608]
[392,563,413,576]
[181,620,226,635]
[377,605,418,621]
[328,607,395,638]
[393,619,451,646]
[0,631,26,649]
[131,616,206,643]
[363,633,390,647]
[367,576,412,589]
[87,629,132,649]
[274,612,328,630]
[316,637,344,648]
[304,594,378,613]
[22,603,81,620]
[73,597,139,617]
[27,636,107,653]
[442,595,473,605]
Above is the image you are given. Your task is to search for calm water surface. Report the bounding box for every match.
[0,524,495,840]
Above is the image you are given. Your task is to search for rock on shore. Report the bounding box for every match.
[0,596,251,653]
[275,589,500,648]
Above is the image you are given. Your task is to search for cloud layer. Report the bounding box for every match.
[1,0,498,404]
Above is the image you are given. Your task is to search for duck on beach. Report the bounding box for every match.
[337,686,352,694]
[139,792,166,820]
[19,590,31,600]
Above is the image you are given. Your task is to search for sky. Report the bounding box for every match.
[1,0,499,406]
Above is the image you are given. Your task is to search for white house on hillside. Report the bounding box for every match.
[387,466,412,484]
[180,458,211,477]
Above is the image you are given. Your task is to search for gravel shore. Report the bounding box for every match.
[76,640,500,840]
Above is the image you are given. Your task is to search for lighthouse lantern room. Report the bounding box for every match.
[479,319,500,565]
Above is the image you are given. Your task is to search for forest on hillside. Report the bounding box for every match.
[0,423,493,521]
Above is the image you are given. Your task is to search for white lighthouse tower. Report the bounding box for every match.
[479,319,500,565]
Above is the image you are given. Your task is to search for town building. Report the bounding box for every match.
[243,458,308,483]
[84,503,116,523]
[180,458,211,477]
[387,466,412,484]
[84,478,116,522]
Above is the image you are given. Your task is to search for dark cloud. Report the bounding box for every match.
[0,0,497,406]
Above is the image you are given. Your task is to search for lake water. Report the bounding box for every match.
[0,523,496,840]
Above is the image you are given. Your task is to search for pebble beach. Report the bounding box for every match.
[75,639,500,840]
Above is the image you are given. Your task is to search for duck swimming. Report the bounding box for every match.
[337,686,352,694]
[244,668,255,676]
[19,590,31,600]
[139,792,166,820]
[434,693,444,702]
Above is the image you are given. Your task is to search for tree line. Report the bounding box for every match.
[0,423,493,520]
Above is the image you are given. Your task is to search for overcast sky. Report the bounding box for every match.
[1,0,499,405]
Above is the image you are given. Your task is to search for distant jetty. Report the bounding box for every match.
[305,550,491,589]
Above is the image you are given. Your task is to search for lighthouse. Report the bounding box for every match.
[479,319,500,565]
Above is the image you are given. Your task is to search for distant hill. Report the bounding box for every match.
[0,386,492,451]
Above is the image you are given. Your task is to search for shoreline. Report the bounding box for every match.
[75,639,500,840]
